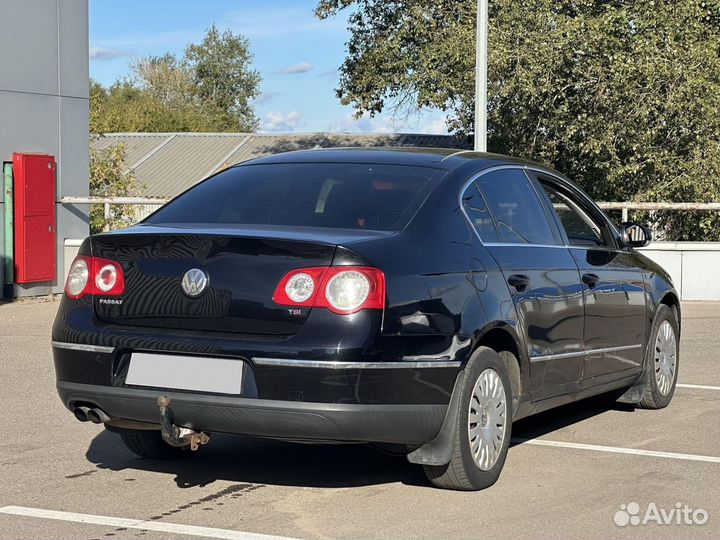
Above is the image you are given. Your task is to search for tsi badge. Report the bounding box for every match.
[182,268,209,297]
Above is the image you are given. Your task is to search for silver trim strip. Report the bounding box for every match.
[253,357,462,369]
[530,350,586,362]
[482,243,567,249]
[441,149,478,161]
[530,344,642,363]
[51,341,115,354]
[585,344,643,355]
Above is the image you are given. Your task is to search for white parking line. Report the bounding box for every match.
[512,438,720,463]
[0,506,296,540]
[677,383,720,391]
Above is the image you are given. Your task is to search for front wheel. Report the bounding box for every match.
[634,304,680,409]
[424,347,512,491]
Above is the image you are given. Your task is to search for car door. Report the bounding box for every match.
[531,173,647,384]
[463,167,585,400]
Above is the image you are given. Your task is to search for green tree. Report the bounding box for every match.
[90,83,142,232]
[89,141,141,233]
[317,0,720,240]
[90,25,260,134]
[185,24,261,131]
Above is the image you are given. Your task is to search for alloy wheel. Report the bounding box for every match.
[468,368,507,471]
[654,320,677,396]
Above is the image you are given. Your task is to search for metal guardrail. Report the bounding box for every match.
[61,197,720,232]
[61,197,170,204]
[61,197,169,232]
[597,202,720,222]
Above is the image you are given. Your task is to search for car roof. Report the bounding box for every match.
[236,146,551,173]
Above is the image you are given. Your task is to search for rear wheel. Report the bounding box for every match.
[634,304,679,409]
[424,347,512,490]
[116,428,188,459]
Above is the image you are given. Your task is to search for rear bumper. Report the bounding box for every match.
[57,381,448,444]
[52,333,460,444]
[52,296,462,444]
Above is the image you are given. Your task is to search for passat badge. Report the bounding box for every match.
[181,268,209,297]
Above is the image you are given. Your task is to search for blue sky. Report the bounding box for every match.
[89,0,448,134]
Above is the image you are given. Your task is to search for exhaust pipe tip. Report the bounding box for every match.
[86,408,110,424]
[73,406,90,422]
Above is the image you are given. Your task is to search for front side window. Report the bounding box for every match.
[539,183,608,247]
[474,169,558,245]
[145,163,445,231]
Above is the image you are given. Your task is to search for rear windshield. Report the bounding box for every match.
[145,162,445,231]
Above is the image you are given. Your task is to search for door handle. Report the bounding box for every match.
[582,273,600,288]
[507,274,530,291]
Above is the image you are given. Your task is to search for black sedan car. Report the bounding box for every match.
[53,148,680,490]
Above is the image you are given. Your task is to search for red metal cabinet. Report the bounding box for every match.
[12,153,56,283]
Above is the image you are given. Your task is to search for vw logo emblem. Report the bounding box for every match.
[181,268,209,297]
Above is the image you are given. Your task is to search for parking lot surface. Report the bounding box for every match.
[1,299,718,539]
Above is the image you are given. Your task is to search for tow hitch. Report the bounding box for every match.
[157,395,210,451]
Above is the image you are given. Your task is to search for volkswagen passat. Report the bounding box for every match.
[53,148,680,490]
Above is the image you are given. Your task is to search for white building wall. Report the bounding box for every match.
[639,243,720,301]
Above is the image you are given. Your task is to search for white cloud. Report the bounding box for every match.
[226,7,348,39]
[327,114,398,134]
[278,62,313,74]
[325,111,450,134]
[254,91,280,104]
[417,116,450,135]
[261,111,303,132]
[317,67,340,79]
[89,47,126,61]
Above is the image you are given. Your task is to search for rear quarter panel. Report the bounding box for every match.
[344,165,524,368]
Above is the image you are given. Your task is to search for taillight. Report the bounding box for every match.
[273,266,385,315]
[64,255,125,299]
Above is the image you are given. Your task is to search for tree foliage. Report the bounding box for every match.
[317,0,720,240]
[90,25,260,134]
[89,141,141,233]
[185,25,261,130]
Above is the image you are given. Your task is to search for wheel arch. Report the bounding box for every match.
[658,290,681,332]
[474,323,525,402]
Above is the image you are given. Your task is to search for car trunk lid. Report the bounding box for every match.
[90,225,387,335]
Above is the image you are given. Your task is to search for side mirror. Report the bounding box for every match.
[622,222,652,248]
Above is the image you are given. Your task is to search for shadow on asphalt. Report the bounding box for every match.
[511,393,636,441]
[84,394,636,490]
[86,430,428,489]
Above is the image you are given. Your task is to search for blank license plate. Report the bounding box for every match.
[126,353,243,395]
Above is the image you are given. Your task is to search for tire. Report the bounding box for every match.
[634,304,679,409]
[116,428,188,459]
[424,347,513,491]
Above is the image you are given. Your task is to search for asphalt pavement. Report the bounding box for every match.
[1,299,718,539]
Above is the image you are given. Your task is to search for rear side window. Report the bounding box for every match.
[145,163,444,231]
[475,169,558,245]
[462,182,500,242]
